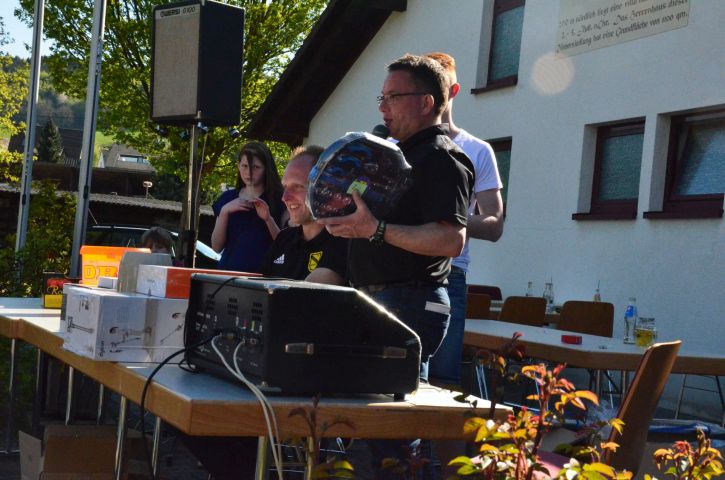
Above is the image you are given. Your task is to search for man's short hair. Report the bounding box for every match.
[387,54,449,115]
[290,145,324,163]
[425,51,457,85]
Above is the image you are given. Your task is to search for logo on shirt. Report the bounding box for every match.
[273,254,285,265]
[307,251,323,272]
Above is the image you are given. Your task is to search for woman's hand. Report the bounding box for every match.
[252,197,271,222]
[253,197,281,239]
[220,196,254,216]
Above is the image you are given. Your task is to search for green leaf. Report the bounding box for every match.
[584,462,615,476]
[449,456,475,467]
[456,464,479,476]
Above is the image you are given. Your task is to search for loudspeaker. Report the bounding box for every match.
[151,0,245,126]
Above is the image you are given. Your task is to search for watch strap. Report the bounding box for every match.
[369,220,386,245]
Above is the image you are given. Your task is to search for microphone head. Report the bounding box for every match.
[371,124,390,139]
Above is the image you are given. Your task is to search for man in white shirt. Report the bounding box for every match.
[425,52,505,388]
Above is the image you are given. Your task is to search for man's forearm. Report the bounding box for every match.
[467,214,503,242]
[467,189,504,242]
[384,221,465,257]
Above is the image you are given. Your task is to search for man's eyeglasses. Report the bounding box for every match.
[376,92,429,106]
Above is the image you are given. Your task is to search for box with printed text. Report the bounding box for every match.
[135,264,258,299]
[62,287,149,362]
[143,295,188,363]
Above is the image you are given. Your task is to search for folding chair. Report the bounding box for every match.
[557,301,617,404]
[539,341,681,477]
[467,284,503,301]
[498,296,546,327]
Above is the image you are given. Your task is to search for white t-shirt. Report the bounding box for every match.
[451,128,503,272]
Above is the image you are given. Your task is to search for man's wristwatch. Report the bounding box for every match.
[368,220,386,245]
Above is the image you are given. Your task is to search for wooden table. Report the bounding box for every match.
[1,298,511,478]
[464,319,725,376]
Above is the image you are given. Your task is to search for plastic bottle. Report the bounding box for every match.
[525,281,534,297]
[593,280,601,302]
[593,288,601,302]
[543,282,554,313]
[623,297,637,344]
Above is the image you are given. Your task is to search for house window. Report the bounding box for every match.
[574,121,644,220]
[120,155,148,164]
[473,0,525,94]
[644,110,725,219]
[489,138,511,205]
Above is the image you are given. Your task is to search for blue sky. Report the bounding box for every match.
[1,1,53,58]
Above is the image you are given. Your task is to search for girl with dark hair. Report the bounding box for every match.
[211,141,287,272]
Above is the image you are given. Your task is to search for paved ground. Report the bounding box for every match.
[0,429,209,480]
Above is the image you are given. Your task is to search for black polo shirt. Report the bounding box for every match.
[261,226,348,281]
[347,124,474,287]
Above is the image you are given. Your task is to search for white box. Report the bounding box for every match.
[143,296,187,363]
[97,276,118,290]
[63,287,150,362]
[117,251,172,293]
[60,284,97,340]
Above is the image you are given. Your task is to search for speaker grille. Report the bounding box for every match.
[152,4,200,120]
[151,1,244,126]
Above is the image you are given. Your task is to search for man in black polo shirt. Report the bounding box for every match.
[180,146,347,480]
[320,54,474,383]
[261,145,347,285]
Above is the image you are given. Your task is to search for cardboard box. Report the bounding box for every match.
[62,287,150,362]
[42,273,77,309]
[117,252,172,293]
[61,285,187,363]
[143,296,187,363]
[79,246,150,287]
[135,265,259,299]
[60,284,96,340]
[19,425,147,480]
[97,276,118,290]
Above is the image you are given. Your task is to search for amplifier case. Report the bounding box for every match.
[185,275,421,397]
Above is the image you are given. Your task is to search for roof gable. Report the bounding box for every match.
[246,0,406,145]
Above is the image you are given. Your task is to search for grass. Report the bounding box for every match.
[0,126,117,164]
[93,131,116,165]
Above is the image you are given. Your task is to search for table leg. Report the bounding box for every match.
[32,349,47,438]
[3,338,18,454]
[151,416,162,476]
[97,384,105,425]
[254,436,269,480]
[114,396,128,480]
[594,370,602,399]
[619,371,630,397]
[65,366,75,425]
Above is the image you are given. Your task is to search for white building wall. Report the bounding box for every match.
[306,0,725,417]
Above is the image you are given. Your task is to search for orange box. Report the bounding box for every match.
[80,246,150,286]
[136,264,260,299]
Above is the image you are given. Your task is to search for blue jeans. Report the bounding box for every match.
[370,284,450,383]
[429,267,466,385]
[366,284,450,479]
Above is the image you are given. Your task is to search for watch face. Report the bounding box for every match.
[307,132,412,219]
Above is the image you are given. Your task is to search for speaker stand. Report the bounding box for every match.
[181,123,201,268]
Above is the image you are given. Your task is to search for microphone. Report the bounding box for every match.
[371,124,390,139]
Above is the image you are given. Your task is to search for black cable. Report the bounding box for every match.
[138,332,222,480]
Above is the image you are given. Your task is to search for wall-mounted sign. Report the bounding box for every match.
[556,0,690,57]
